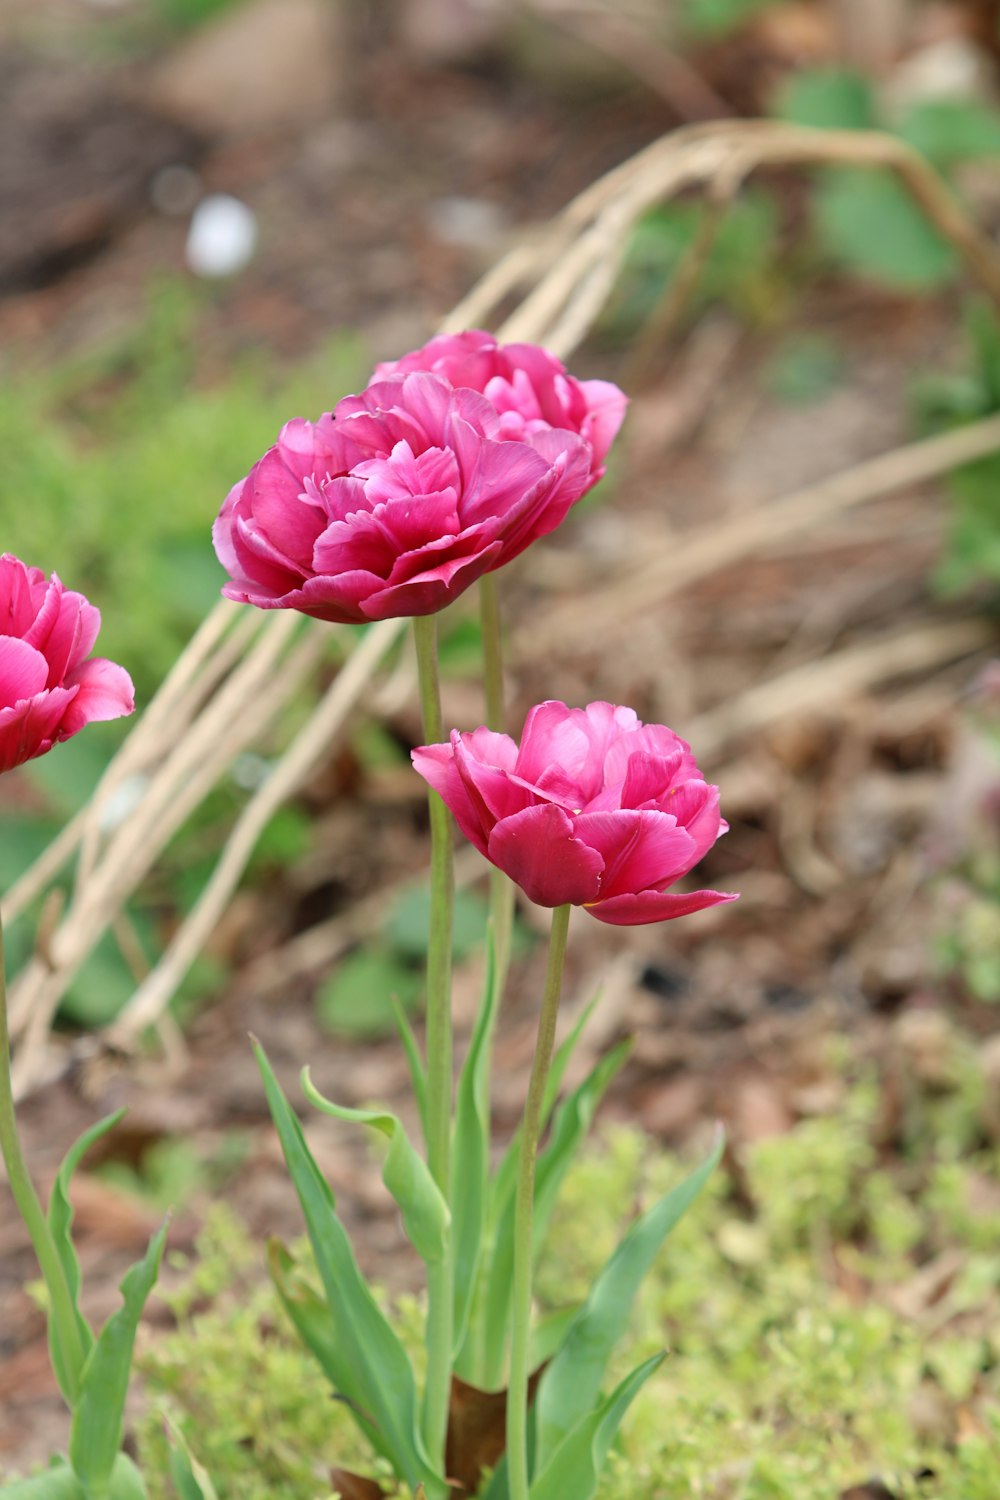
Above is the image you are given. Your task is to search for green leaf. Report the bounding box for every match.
[901,97,1000,169]
[815,168,956,290]
[316,948,422,1040]
[776,67,876,132]
[69,1221,167,1498]
[391,996,428,1140]
[301,1068,449,1267]
[106,1456,149,1500]
[165,1418,219,1500]
[535,1129,723,1467]
[478,1042,631,1390]
[386,885,490,963]
[254,1042,441,1495]
[528,1352,665,1500]
[267,1240,385,1460]
[0,1460,86,1499]
[451,928,500,1354]
[46,1110,126,1404]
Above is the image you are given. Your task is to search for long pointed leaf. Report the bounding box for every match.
[479,1041,631,1389]
[165,1417,219,1500]
[451,928,499,1355]
[535,1128,723,1466]
[69,1221,167,1498]
[45,1110,125,1403]
[301,1069,449,1267]
[267,1239,386,1461]
[529,1352,665,1500]
[254,1042,442,1496]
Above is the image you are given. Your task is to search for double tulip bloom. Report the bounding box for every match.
[413,701,735,925]
[212,334,626,625]
[0,554,134,774]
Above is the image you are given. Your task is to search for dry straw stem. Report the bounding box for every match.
[6,119,1000,1090]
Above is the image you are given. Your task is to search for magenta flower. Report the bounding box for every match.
[0,555,134,775]
[412,701,737,925]
[213,372,592,624]
[377,330,626,487]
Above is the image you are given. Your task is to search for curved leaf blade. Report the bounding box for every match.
[69,1221,167,1497]
[535,1128,723,1467]
[254,1042,442,1495]
[529,1352,665,1500]
[301,1069,449,1267]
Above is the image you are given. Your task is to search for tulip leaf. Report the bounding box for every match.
[391,996,428,1141]
[267,1239,386,1459]
[0,1460,86,1499]
[301,1069,449,1268]
[165,1418,219,1500]
[45,1110,125,1405]
[478,1040,631,1390]
[254,1042,442,1495]
[535,1128,723,1467]
[68,1221,167,1497]
[451,927,499,1354]
[528,1352,665,1500]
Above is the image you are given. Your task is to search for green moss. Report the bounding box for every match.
[134,1071,1000,1498]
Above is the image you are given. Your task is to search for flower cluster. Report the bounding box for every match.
[0,554,133,774]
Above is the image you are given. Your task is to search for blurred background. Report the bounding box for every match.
[4,0,1000,1491]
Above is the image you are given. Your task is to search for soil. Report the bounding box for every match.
[2,0,999,1482]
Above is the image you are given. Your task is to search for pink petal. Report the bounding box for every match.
[619,751,690,810]
[574,809,696,900]
[248,444,328,567]
[586,888,739,927]
[411,738,492,855]
[0,635,49,710]
[360,542,501,619]
[453,729,533,828]
[62,658,135,732]
[577,379,628,466]
[0,687,77,773]
[487,802,603,908]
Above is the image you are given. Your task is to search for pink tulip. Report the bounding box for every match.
[376,330,627,486]
[412,701,737,924]
[0,555,134,775]
[213,372,592,623]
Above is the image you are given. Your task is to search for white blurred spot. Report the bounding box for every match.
[231,752,272,791]
[185,194,258,278]
[426,196,508,251]
[98,774,149,833]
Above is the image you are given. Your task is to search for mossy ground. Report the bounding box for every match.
[134,1046,1000,1499]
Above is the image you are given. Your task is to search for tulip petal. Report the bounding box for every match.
[574,809,696,900]
[0,687,77,773]
[586,888,739,926]
[62,658,135,731]
[487,803,603,908]
[412,739,491,855]
[0,635,49,710]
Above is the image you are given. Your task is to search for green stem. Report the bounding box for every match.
[507,903,572,1500]
[0,909,86,1406]
[412,614,455,1471]
[479,573,515,990]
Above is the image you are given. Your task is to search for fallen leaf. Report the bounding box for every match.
[329,1468,385,1499]
[445,1366,546,1494]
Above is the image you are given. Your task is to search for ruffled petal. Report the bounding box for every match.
[0,686,77,773]
[487,802,603,908]
[586,887,738,926]
[574,809,695,900]
[62,658,135,731]
[0,635,49,710]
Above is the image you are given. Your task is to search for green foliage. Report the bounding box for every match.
[679,0,780,39]
[132,1060,1000,1498]
[912,299,1000,593]
[774,68,1000,292]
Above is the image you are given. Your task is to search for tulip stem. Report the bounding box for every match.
[507,902,572,1500]
[0,909,86,1407]
[479,574,515,991]
[412,614,456,1472]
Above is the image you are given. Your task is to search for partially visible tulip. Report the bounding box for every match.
[412,700,737,925]
[213,371,591,623]
[377,330,626,487]
[0,555,134,774]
